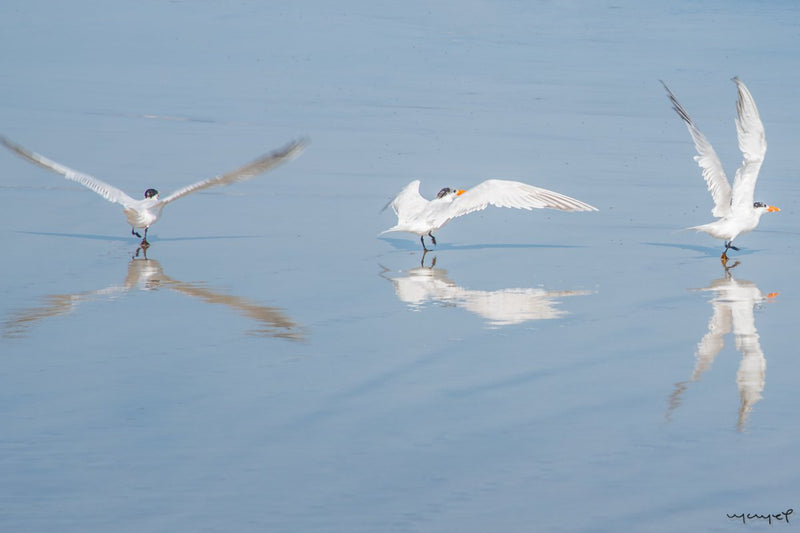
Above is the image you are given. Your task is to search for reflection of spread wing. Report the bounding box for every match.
[383,266,591,326]
[2,259,164,338]
[163,279,304,341]
[732,299,766,430]
[4,293,88,338]
[3,285,132,339]
[692,300,732,380]
[457,288,592,326]
[667,297,731,420]
[4,258,303,341]
[668,274,771,429]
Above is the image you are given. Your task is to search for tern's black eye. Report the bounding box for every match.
[754,201,766,208]
[144,188,159,199]
[437,187,452,199]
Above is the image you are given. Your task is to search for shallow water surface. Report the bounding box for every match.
[2,1,800,532]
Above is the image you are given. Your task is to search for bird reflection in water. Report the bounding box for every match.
[667,263,777,430]
[3,256,304,341]
[380,257,593,327]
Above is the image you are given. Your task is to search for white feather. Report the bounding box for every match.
[382,178,597,244]
[662,78,776,250]
[1,136,306,236]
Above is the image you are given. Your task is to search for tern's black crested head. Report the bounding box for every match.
[753,201,780,213]
[144,188,159,199]
[436,187,453,199]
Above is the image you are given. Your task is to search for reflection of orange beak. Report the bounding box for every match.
[456,190,466,196]
[767,292,779,299]
[767,205,780,212]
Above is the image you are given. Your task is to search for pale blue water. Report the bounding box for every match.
[2,1,800,531]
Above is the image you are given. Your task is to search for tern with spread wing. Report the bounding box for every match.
[382,179,598,251]
[1,136,306,246]
[662,78,779,262]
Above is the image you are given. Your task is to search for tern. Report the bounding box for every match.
[1,135,306,246]
[662,78,779,262]
[382,179,598,251]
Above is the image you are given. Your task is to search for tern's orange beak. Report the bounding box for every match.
[767,205,780,212]
[456,189,466,196]
[767,292,779,299]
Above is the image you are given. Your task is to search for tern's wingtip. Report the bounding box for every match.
[277,137,309,160]
[289,137,310,151]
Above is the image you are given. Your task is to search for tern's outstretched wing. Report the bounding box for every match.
[729,77,767,215]
[661,81,732,218]
[0,135,137,207]
[159,138,307,205]
[381,179,431,230]
[438,179,596,226]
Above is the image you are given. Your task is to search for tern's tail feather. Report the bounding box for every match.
[380,226,404,235]
[688,223,711,232]
[687,223,722,239]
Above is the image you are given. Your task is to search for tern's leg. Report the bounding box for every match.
[132,227,142,238]
[134,244,148,259]
[721,241,740,264]
[140,227,150,248]
[428,231,437,246]
[420,250,437,268]
[420,235,432,252]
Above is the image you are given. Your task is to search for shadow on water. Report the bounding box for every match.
[3,254,305,342]
[379,236,583,252]
[666,261,778,431]
[644,241,759,259]
[379,255,593,327]
[18,230,260,243]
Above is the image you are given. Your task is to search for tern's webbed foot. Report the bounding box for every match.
[134,239,150,259]
[132,228,142,238]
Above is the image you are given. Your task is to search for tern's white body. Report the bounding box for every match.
[662,78,778,255]
[123,199,164,230]
[1,136,306,239]
[382,179,597,248]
